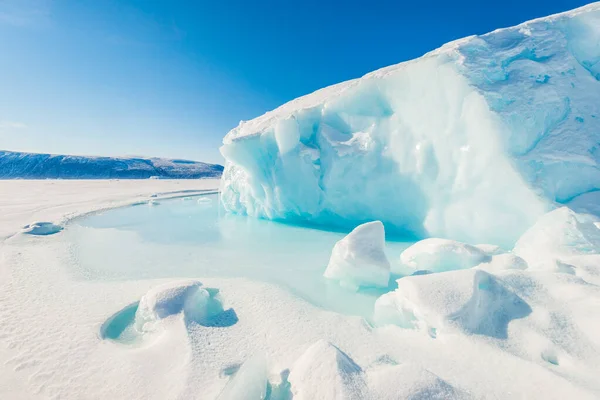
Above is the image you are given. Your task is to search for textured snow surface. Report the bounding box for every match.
[220,2,600,248]
[2,181,600,399]
[324,221,391,289]
[0,150,223,179]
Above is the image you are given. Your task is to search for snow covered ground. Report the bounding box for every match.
[0,180,600,399]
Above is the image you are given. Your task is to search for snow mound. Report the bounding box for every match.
[288,340,366,400]
[323,221,390,290]
[220,3,600,248]
[400,238,490,273]
[21,222,63,236]
[134,280,233,332]
[366,364,469,400]
[513,207,600,271]
[374,270,531,338]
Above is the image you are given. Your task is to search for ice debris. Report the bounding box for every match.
[323,221,390,290]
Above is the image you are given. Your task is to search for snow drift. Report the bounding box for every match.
[220,3,600,248]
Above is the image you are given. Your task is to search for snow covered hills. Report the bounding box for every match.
[0,150,223,179]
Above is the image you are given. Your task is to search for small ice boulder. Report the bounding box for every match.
[400,238,490,273]
[288,340,365,400]
[148,199,160,206]
[21,222,63,236]
[323,221,390,290]
[134,280,224,332]
[197,196,212,204]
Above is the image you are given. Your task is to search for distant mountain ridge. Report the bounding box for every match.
[0,150,223,179]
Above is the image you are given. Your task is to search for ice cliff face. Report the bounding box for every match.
[220,3,600,248]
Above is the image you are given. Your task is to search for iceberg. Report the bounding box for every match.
[323,221,391,290]
[220,3,600,248]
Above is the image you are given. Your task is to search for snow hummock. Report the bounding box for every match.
[399,238,490,273]
[323,221,390,289]
[220,2,600,248]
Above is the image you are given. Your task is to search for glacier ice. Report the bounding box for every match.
[399,238,490,273]
[323,221,390,290]
[220,3,600,248]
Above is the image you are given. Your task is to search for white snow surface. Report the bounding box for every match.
[324,221,391,289]
[2,181,600,398]
[220,2,600,248]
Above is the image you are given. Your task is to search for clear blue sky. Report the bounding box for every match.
[0,0,592,164]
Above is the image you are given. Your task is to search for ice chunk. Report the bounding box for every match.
[21,222,63,236]
[323,221,390,290]
[217,355,268,400]
[134,280,226,332]
[400,238,490,273]
[374,270,531,338]
[197,196,212,204]
[513,207,600,270]
[288,340,366,400]
[148,199,160,206]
